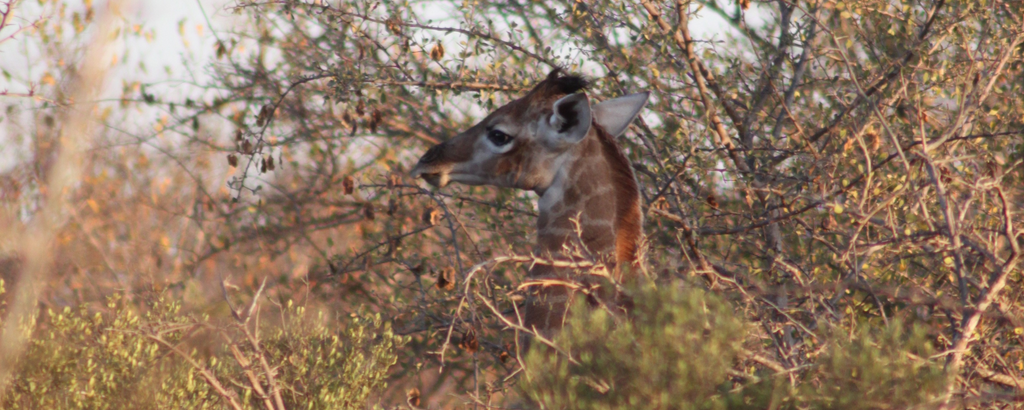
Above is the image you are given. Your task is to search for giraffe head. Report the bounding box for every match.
[410,69,649,194]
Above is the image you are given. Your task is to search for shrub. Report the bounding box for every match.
[519,283,949,410]
[519,284,746,409]
[1,287,403,409]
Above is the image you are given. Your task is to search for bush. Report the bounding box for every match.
[519,284,746,409]
[519,284,948,410]
[1,287,403,409]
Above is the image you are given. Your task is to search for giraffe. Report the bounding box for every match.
[410,68,649,337]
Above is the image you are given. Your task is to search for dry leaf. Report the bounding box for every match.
[652,197,668,211]
[706,194,719,210]
[436,266,455,291]
[866,132,880,152]
[422,207,442,226]
[821,214,837,231]
[407,388,421,407]
[459,328,479,353]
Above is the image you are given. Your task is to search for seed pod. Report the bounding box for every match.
[242,139,253,155]
[370,109,382,133]
[227,154,238,167]
[430,42,444,61]
[387,197,397,216]
[256,104,273,127]
[386,235,400,255]
[266,156,275,171]
[260,157,267,173]
[363,202,375,220]
[343,175,354,195]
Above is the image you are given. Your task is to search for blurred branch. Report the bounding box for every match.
[147,332,246,410]
[0,90,63,106]
[0,0,123,393]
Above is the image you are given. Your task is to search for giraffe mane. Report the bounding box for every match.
[591,122,643,265]
[544,68,589,95]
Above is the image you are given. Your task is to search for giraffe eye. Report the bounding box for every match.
[487,129,514,147]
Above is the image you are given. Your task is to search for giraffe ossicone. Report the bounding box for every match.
[411,68,649,335]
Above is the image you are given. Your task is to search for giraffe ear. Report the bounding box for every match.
[544,92,592,146]
[593,92,649,137]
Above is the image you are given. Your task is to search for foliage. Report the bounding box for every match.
[520,285,948,410]
[520,284,746,409]
[803,322,947,410]
[0,285,403,409]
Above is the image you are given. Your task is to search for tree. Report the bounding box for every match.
[0,0,1021,407]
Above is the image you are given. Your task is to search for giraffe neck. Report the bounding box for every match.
[534,126,642,270]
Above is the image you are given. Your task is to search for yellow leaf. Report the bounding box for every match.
[87,199,99,213]
[833,204,844,214]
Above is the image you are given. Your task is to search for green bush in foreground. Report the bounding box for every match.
[1,287,403,409]
[520,285,746,409]
[520,284,948,410]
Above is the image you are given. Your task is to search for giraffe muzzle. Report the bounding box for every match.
[409,163,451,188]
